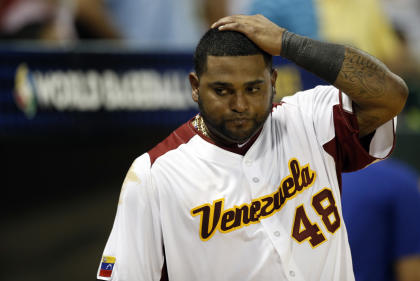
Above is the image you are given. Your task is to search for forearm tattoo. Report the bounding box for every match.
[338,47,387,99]
[281,31,400,137]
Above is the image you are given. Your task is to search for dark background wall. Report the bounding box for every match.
[1,127,176,281]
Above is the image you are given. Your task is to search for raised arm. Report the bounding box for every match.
[333,46,407,137]
[212,15,408,137]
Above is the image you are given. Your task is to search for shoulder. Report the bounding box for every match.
[343,159,420,195]
[272,85,341,121]
[374,160,420,190]
[356,160,418,181]
[148,119,197,166]
[129,153,152,179]
[273,85,340,117]
[282,85,339,104]
[117,153,154,207]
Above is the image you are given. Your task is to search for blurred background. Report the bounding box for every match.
[1,0,419,281]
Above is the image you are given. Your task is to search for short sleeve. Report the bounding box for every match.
[282,85,396,172]
[97,154,164,281]
[331,90,396,172]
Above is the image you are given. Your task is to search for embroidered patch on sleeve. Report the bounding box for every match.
[99,256,116,278]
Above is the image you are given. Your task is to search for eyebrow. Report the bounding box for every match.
[244,79,265,86]
[207,79,265,88]
[207,81,233,87]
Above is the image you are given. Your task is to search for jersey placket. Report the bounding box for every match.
[241,120,306,281]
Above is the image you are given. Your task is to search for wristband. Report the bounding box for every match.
[280,31,345,84]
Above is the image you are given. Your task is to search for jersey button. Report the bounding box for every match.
[245,159,252,166]
[289,270,295,277]
[274,231,280,237]
[252,177,259,183]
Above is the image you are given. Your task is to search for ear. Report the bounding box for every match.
[189,72,200,103]
[271,69,278,89]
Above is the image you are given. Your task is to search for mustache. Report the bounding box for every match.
[224,114,252,121]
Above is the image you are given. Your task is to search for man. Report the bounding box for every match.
[97,15,408,281]
[342,159,420,281]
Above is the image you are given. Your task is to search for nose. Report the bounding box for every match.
[230,92,248,113]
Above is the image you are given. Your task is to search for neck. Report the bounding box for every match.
[192,114,263,156]
[197,114,251,147]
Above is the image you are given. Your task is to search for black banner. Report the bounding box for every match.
[0,46,324,137]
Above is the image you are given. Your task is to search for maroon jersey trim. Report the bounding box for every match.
[148,119,197,166]
[323,96,386,172]
[272,102,284,109]
[149,107,286,161]
[322,104,368,192]
[192,121,262,156]
[322,91,395,192]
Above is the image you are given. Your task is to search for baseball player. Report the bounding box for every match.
[97,15,408,281]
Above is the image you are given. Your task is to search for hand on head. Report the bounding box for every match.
[211,14,286,56]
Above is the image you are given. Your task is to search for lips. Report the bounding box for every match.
[228,118,249,126]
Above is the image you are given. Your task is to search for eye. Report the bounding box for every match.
[214,87,230,96]
[246,86,260,94]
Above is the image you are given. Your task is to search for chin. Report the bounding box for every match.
[225,131,255,143]
[227,126,260,142]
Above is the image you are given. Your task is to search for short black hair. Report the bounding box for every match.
[194,28,273,77]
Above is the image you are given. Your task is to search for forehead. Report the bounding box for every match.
[202,55,269,82]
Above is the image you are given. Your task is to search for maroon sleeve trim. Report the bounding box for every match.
[322,91,383,193]
[148,119,197,166]
[323,104,377,173]
[272,102,284,111]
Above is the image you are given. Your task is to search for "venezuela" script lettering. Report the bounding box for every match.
[190,158,316,241]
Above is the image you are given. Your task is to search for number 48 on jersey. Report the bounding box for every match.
[292,188,341,247]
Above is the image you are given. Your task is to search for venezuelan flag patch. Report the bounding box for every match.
[99,256,116,278]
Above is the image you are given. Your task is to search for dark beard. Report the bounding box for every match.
[197,93,273,144]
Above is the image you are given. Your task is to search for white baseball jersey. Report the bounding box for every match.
[97,85,396,281]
